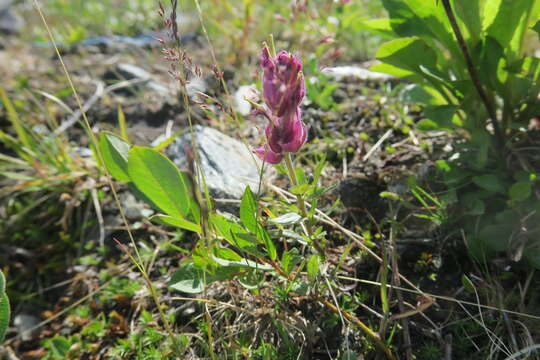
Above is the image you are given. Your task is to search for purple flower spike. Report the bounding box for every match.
[261,47,306,117]
[254,46,307,164]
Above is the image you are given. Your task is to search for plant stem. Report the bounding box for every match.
[441,0,505,151]
[316,296,396,360]
[283,153,325,258]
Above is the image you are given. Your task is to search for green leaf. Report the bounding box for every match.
[269,212,302,225]
[509,181,532,201]
[369,62,417,79]
[416,119,439,132]
[169,263,206,294]
[533,20,540,41]
[399,84,443,105]
[380,0,460,59]
[211,255,273,271]
[290,183,310,195]
[0,270,10,343]
[240,186,258,234]
[423,105,460,129]
[461,274,476,293]
[210,213,253,248]
[356,18,397,38]
[99,132,131,182]
[214,247,243,261]
[472,174,506,194]
[375,37,438,77]
[478,224,511,252]
[150,214,201,233]
[524,247,540,270]
[485,0,539,58]
[238,270,264,290]
[127,146,193,219]
[259,227,277,261]
[307,255,319,282]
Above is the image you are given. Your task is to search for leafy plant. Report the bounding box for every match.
[0,270,10,344]
[366,0,540,267]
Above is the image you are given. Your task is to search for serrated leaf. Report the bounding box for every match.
[128,146,193,219]
[269,212,302,225]
[99,132,130,182]
[150,214,201,233]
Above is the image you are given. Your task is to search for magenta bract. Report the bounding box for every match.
[254,46,307,164]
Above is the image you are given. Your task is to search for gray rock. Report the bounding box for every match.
[185,76,207,101]
[167,126,265,201]
[234,84,257,116]
[112,63,171,96]
[14,314,40,341]
[0,0,23,35]
[120,192,151,220]
[321,65,393,81]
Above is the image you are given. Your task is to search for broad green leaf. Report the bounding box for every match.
[356,18,397,38]
[214,247,243,261]
[509,181,532,201]
[210,213,253,248]
[533,20,540,41]
[524,247,540,270]
[454,0,482,46]
[269,212,302,225]
[99,132,130,182]
[238,271,264,290]
[290,183,310,195]
[478,224,511,252]
[423,105,460,130]
[240,186,258,234]
[169,263,206,294]
[399,84,444,106]
[478,37,507,95]
[307,255,319,282]
[485,0,539,58]
[211,255,273,271]
[127,146,192,219]
[472,175,506,194]
[369,62,417,79]
[375,37,438,77]
[380,0,460,59]
[0,270,10,343]
[416,119,439,132]
[150,214,201,233]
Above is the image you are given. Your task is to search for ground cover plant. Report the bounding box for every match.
[1,0,540,359]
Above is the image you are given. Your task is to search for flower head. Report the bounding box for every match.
[261,46,305,117]
[254,46,307,164]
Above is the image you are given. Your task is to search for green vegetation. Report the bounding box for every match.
[1,0,540,359]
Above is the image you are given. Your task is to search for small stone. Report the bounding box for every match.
[321,66,393,81]
[120,192,149,221]
[107,63,171,96]
[166,126,265,203]
[0,0,23,35]
[234,84,257,116]
[14,314,40,342]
